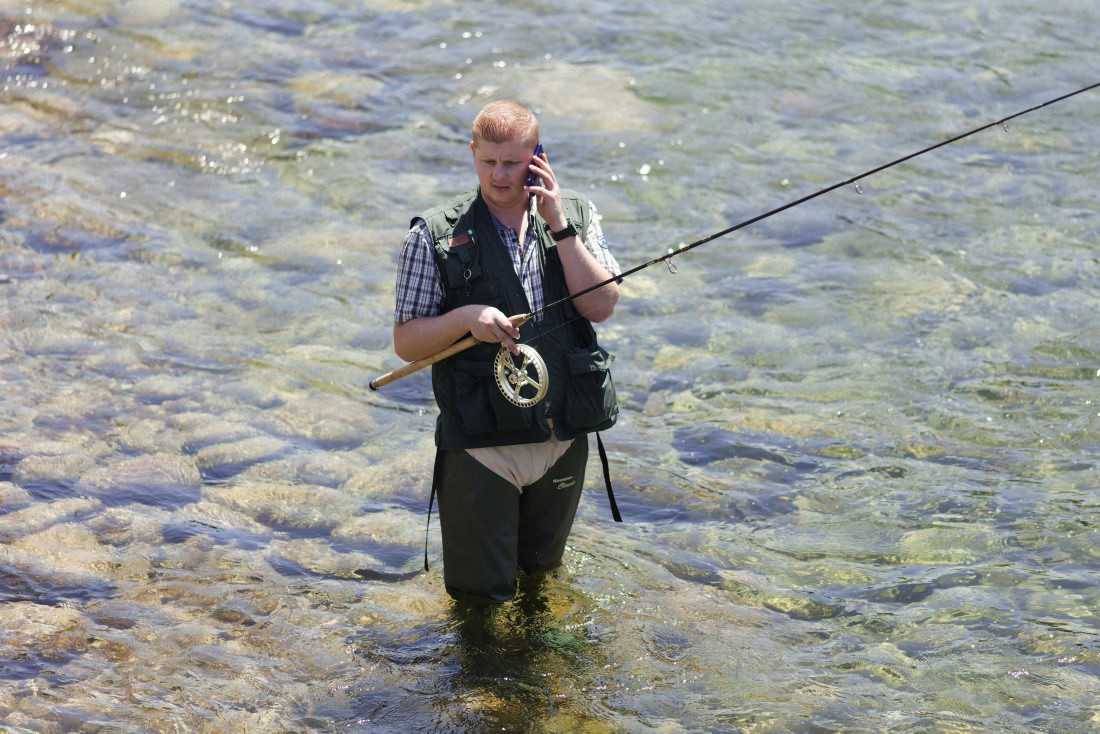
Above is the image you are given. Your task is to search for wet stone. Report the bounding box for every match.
[179,500,273,538]
[268,537,413,581]
[88,636,134,662]
[12,451,97,493]
[897,526,994,565]
[288,69,385,108]
[17,325,100,359]
[32,386,121,431]
[212,379,285,410]
[205,480,361,532]
[342,443,432,504]
[0,602,89,666]
[83,343,147,379]
[0,481,31,509]
[133,374,199,404]
[115,418,184,454]
[86,600,145,631]
[0,544,115,605]
[85,507,137,546]
[171,413,262,452]
[211,606,256,627]
[13,522,124,577]
[0,497,102,542]
[77,453,201,508]
[529,62,660,133]
[195,436,291,478]
[237,450,370,488]
[331,507,426,549]
[267,393,375,449]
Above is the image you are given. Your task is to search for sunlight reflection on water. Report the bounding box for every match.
[1,0,1099,731]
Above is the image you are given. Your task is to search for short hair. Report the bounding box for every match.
[471,100,539,147]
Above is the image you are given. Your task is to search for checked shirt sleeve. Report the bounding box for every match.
[393,220,445,324]
[583,201,620,277]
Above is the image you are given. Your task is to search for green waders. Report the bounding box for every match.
[435,437,589,604]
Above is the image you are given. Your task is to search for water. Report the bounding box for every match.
[2,1,1098,731]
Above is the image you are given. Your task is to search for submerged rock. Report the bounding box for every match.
[133,374,200,404]
[266,392,376,449]
[0,497,102,542]
[0,481,31,509]
[204,480,361,532]
[195,436,291,478]
[171,413,262,452]
[897,525,994,565]
[77,453,201,508]
[236,450,369,488]
[12,522,121,576]
[268,537,419,582]
[331,507,423,549]
[0,602,89,669]
[115,418,184,454]
[12,451,97,491]
[0,543,115,605]
[343,443,432,503]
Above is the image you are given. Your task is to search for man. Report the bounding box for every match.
[392,99,621,604]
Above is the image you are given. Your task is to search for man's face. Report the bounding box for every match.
[470,136,535,212]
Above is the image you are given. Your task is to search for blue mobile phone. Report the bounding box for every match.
[526,143,544,187]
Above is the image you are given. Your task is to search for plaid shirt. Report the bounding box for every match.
[394,199,620,324]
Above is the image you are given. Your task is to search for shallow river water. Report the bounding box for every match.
[2,1,1099,731]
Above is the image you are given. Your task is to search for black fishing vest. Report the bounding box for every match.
[414,188,618,450]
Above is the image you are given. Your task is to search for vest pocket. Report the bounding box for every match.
[452,357,535,435]
[562,347,617,431]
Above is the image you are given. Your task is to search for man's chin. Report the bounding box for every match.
[485,191,521,209]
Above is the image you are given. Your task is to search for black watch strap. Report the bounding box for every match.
[549,220,577,241]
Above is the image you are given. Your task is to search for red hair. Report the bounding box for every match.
[471,100,539,147]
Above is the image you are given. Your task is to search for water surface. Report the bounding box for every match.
[1,1,1098,731]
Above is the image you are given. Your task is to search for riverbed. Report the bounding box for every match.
[1,1,1098,731]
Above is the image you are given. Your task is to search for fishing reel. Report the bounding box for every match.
[493,344,548,408]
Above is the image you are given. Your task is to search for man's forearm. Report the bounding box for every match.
[393,304,524,361]
[556,237,619,322]
[393,308,476,362]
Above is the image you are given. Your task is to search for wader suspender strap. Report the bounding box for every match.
[597,432,622,522]
[424,449,444,571]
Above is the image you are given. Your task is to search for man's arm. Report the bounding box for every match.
[393,305,521,362]
[393,220,526,362]
[553,233,619,323]
[527,156,620,322]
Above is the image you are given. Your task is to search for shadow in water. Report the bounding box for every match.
[0,564,115,606]
[438,572,602,731]
[342,571,609,732]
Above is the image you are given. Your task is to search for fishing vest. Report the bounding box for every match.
[414,188,618,450]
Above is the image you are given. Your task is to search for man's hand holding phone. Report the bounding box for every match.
[525,143,568,231]
[526,143,544,188]
[526,143,544,214]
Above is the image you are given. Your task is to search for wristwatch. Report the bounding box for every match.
[549,220,577,241]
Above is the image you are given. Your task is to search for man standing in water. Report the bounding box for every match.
[392,100,621,604]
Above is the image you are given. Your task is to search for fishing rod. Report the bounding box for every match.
[370,81,1099,399]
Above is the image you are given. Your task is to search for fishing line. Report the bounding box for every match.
[369,81,1099,393]
[532,80,1100,322]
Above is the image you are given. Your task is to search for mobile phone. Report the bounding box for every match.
[525,143,544,187]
